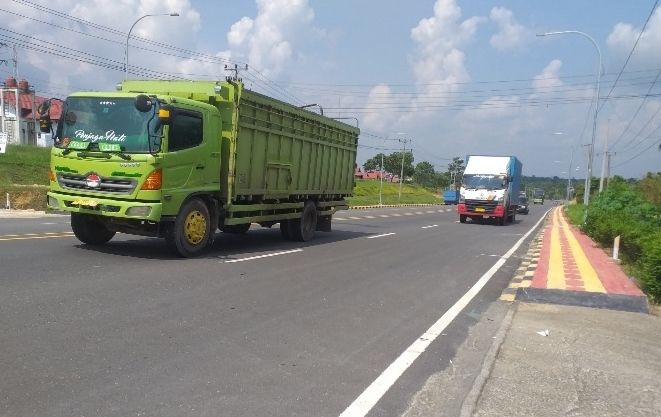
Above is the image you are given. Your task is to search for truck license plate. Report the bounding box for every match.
[72,199,99,207]
[475,207,485,212]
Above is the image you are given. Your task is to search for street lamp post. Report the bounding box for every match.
[125,12,179,80]
[537,30,601,206]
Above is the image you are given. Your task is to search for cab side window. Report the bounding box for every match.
[169,111,203,151]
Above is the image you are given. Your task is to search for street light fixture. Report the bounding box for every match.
[125,12,179,80]
[537,30,602,206]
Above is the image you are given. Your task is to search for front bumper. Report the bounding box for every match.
[47,191,163,222]
[457,203,506,218]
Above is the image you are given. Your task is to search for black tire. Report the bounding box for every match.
[221,223,251,234]
[459,214,467,223]
[165,198,211,257]
[497,216,506,226]
[280,220,292,240]
[71,213,116,245]
[291,201,318,242]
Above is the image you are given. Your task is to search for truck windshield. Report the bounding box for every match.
[55,97,160,153]
[462,174,507,190]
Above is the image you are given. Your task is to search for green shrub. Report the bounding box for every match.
[582,181,661,301]
[634,232,661,303]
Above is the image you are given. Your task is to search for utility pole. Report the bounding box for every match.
[224,64,248,81]
[398,138,408,202]
[599,118,610,193]
[567,147,575,202]
[379,151,384,206]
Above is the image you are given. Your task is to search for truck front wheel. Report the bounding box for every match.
[165,198,211,257]
[71,213,116,245]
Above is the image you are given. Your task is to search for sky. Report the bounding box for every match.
[1,0,660,179]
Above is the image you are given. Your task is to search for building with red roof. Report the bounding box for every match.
[1,77,63,146]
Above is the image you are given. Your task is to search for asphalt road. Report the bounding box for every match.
[0,204,549,417]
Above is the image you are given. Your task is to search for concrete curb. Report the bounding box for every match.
[459,304,516,417]
[0,209,67,218]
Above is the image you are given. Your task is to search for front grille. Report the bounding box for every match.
[57,173,137,194]
[465,199,498,213]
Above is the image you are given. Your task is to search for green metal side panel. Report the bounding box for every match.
[234,89,359,199]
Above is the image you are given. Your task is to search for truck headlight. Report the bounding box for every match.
[48,196,59,209]
[126,206,152,217]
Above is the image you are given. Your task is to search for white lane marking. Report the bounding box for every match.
[421,225,438,229]
[223,249,303,263]
[425,210,435,214]
[437,210,444,213]
[335,217,347,221]
[445,209,452,212]
[404,213,414,216]
[348,216,362,220]
[379,214,389,218]
[366,232,396,239]
[41,222,57,225]
[339,209,551,417]
[364,215,376,219]
[414,211,424,215]
[392,213,403,217]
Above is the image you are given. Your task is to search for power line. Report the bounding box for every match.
[599,0,659,111]
[608,68,661,151]
[612,137,661,168]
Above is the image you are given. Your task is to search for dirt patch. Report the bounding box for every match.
[1,187,48,211]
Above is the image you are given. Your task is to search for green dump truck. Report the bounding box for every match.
[44,80,359,257]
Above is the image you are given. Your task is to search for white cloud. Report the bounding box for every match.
[533,59,564,92]
[410,0,484,88]
[363,0,484,132]
[222,0,316,79]
[489,7,530,51]
[607,5,661,68]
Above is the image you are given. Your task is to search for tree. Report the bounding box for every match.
[363,153,386,171]
[384,151,414,179]
[413,161,436,187]
[447,157,465,187]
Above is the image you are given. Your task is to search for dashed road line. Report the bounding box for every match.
[0,232,75,241]
[222,249,303,263]
[366,232,396,239]
[421,225,439,229]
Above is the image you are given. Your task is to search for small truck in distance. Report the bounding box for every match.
[457,155,522,225]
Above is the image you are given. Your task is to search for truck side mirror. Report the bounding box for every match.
[135,94,154,112]
[39,116,52,133]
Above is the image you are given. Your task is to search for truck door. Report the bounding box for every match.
[161,108,218,214]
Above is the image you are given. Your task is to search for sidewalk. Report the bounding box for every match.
[0,209,66,218]
[465,206,660,417]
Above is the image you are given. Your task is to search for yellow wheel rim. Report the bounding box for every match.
[184,210,207,245]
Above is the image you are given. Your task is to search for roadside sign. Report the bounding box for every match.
[0,132,7,154]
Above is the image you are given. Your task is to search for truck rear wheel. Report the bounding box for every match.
[291,201,318,241]
[165,198,211,257]
[280,220,292,240]
[459,214,467,223]
[71,213,116,245]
